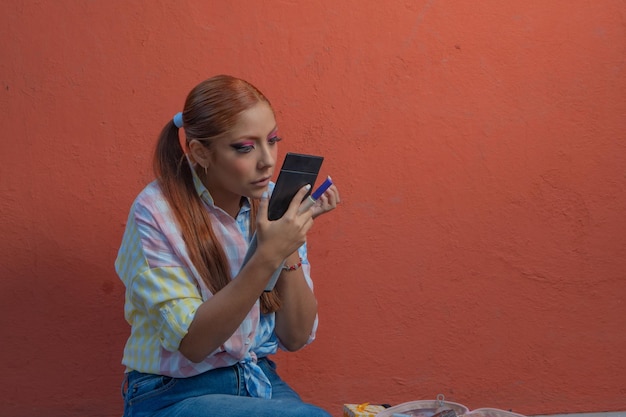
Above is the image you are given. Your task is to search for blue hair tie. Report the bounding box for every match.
[173,112,183,128]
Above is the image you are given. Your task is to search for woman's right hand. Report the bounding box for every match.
[255,185,314,267]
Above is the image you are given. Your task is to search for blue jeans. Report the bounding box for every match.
[121,358,331,417]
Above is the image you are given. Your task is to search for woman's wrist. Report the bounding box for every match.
[283,251,301,266]
[282,257,303,271]
[252,245,285,272]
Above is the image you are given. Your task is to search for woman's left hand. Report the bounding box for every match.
[309,184,340,219]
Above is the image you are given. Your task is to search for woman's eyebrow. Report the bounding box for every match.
[232,126,278,141]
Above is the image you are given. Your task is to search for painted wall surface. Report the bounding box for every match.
[1,1,625,416]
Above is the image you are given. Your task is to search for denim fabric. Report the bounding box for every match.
[121,358,331,417]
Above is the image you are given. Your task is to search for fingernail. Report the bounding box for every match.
[305,184,311,190]
[262,191,268,199]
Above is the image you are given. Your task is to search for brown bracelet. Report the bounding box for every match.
[282,258,302,271]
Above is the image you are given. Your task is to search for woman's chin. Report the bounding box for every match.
[247,187,268,200]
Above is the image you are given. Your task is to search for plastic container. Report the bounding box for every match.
[375,399,470,417]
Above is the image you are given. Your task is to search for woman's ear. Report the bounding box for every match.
[188,139,211,170]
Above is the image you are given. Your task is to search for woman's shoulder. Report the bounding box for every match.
[130,180,170,215]
[131,179,162,199]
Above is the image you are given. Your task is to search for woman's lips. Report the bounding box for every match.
[252,177,271,186]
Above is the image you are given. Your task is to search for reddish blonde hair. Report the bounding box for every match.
[154,75,281,313]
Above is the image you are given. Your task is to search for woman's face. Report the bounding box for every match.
[203,101,280,214]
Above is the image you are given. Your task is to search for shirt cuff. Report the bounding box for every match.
[158,298,200,352]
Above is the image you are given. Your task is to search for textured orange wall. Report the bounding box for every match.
[1,1,625,416]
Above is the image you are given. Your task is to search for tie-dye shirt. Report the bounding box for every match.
[115,167,317,399]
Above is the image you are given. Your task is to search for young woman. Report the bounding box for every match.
[116,74,339,417]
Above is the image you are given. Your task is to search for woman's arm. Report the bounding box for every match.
[179,249,282,362]
[179,186,315,362]
[274,184,340,350]
[273,251,318,351]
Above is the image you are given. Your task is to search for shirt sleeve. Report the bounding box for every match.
[132,267,203,352]
[120,195,204,353]
[299,241,319,344]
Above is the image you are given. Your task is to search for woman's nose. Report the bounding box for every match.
[258,145,275,169]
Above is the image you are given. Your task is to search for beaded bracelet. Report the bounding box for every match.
[282,258,303,271]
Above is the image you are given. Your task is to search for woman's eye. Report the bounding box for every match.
[268,136,282,145]
[231,144,254,153]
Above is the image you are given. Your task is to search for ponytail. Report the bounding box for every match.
[154,119,281,313]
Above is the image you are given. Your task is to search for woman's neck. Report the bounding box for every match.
[211,194,246,219]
